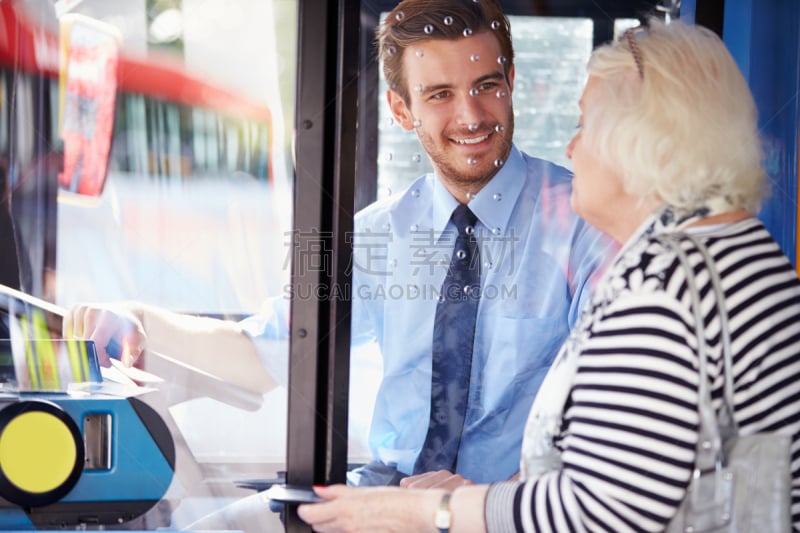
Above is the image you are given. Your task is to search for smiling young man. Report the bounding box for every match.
[346,0,615,486]
[386,31,513,203]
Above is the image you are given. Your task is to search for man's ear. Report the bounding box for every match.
[387,89,415,131]
[507,64,515,93]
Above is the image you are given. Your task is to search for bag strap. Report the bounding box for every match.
[680,232,737,432]
[657,232,736,474]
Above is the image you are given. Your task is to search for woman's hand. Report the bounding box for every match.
[297,484,441,533]
[400,470,474,490]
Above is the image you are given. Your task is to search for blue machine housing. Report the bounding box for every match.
[0,393,175,529]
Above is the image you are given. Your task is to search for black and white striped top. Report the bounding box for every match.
[486,213,800,532]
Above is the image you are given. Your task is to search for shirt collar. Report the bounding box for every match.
[432,145,525,238]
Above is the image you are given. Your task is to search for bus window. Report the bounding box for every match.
[192,107,215,173]
[1,0,297,530]
[0,76,8,158]
[12,75,36,173]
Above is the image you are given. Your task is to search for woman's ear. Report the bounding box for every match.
[387,89,415,131]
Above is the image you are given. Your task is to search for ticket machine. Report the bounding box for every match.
[0,394,175,529]
[0,287,175,530]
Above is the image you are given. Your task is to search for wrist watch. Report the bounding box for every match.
[434,491,453,533]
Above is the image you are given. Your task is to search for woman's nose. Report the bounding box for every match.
[565,135,575,159]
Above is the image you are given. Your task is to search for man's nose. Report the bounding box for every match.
[455,91,485,127]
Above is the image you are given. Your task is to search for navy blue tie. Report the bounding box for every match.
[414,204,480,474]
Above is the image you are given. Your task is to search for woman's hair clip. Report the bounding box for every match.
[622,26,646,80]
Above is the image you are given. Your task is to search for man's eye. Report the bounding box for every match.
[430,91,450,100]
[478,82,498,91]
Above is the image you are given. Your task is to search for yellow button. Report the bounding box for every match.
[0,411,78,493]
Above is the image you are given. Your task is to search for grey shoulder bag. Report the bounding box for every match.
[660,233,791,533]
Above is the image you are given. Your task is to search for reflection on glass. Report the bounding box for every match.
[0,0,296,530]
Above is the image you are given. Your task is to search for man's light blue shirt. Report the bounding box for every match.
[347,145,613,483]
[240,145,613,483]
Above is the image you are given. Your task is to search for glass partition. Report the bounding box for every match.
[0,0,296,530]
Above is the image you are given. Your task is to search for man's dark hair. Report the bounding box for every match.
[376,0,514,103]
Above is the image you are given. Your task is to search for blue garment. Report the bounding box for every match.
[241,145,614,484]
[349,145,613,483]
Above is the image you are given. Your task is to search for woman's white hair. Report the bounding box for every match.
[584,17,766,213]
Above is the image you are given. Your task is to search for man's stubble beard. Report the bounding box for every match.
[420,110,515,192]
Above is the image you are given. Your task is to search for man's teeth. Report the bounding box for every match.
[456,134,489,145]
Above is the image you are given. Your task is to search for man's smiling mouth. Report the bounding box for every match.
[454,133,490,145]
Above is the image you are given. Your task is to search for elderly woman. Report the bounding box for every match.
[299,17,800,533]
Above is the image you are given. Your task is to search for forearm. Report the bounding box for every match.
[450,484,490,533]
[298,484,490,533]
[135,303,278,394]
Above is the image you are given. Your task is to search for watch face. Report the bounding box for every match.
[435,492,452,530]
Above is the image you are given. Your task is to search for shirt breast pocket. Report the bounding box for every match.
[480,314,568,384]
